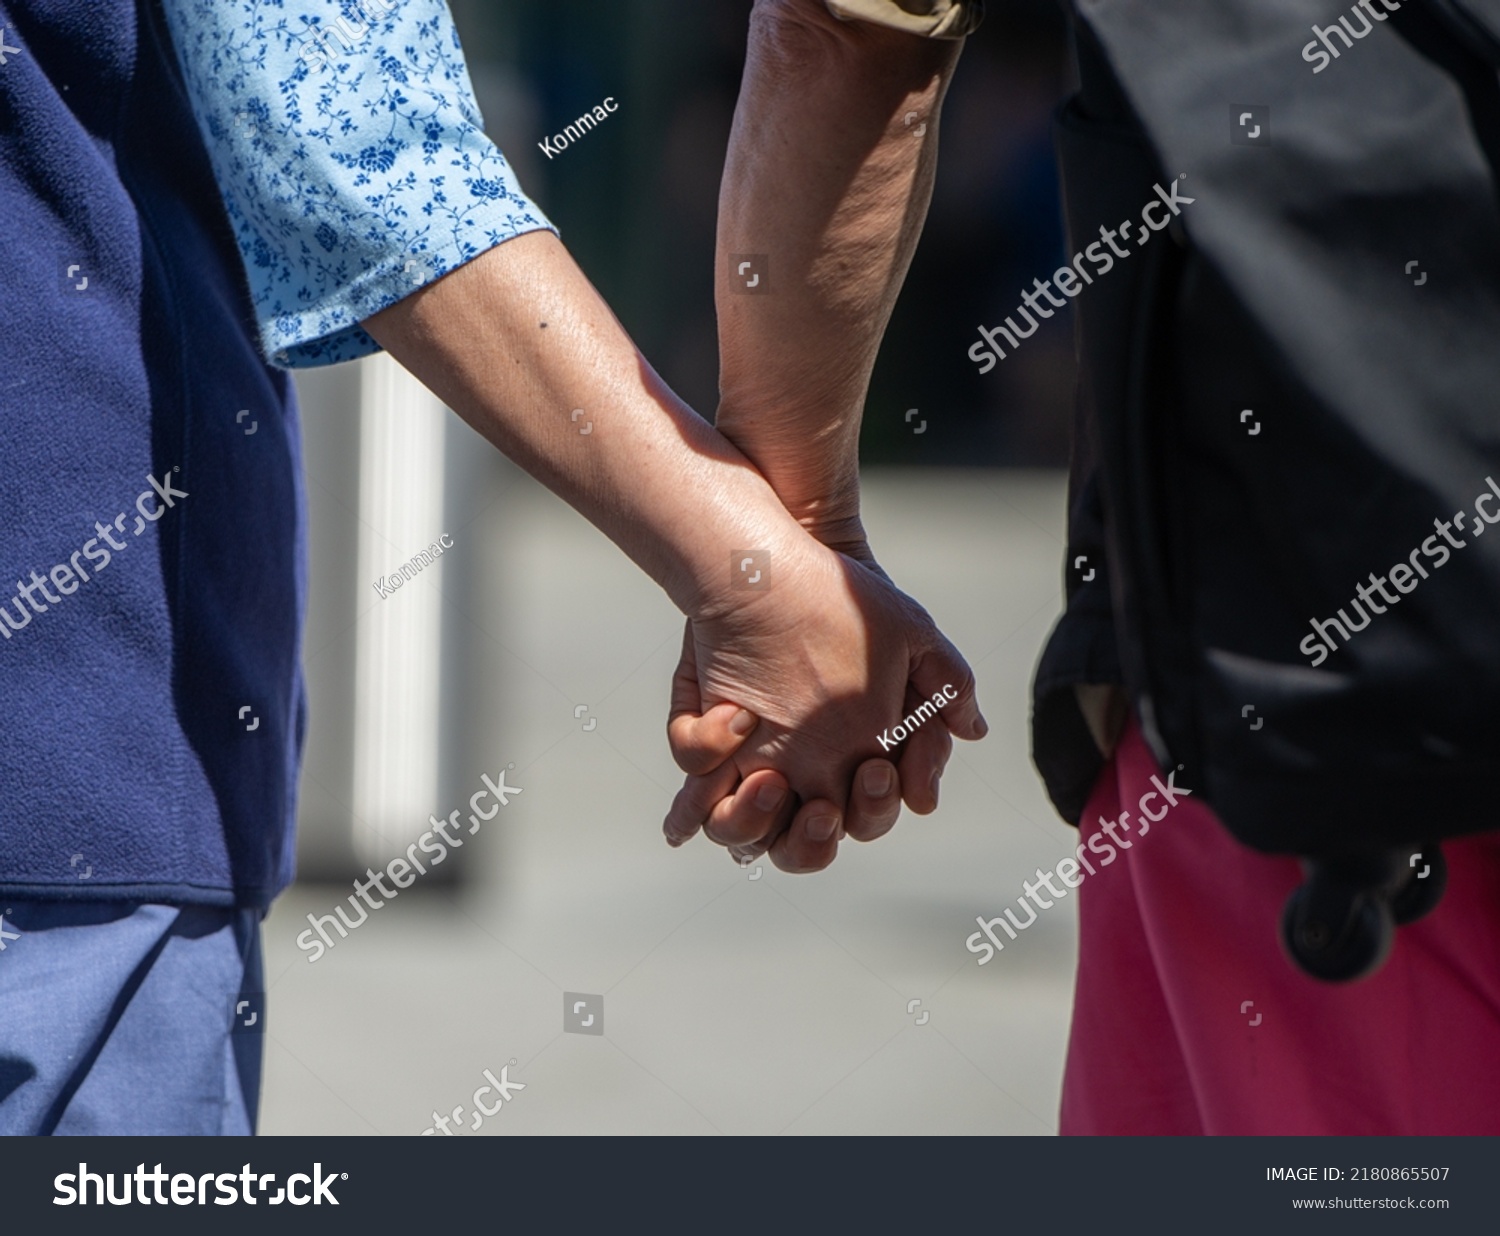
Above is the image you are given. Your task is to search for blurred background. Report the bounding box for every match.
[263,0,1085,1134]
[454,0,1077,465]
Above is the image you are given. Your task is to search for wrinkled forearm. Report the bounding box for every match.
[715,0,964,541]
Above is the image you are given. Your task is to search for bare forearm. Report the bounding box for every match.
[716,0,963,536]
[363,231,804,619]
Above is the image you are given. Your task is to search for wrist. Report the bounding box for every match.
[714,405,865,543]
[681,516,826,626]
[639,444,819,623]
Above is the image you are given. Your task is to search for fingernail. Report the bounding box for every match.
[929,771,941,805]
[729,708,756,737]
[974,715,989,739]
[861,764,895,797]
[807,814,839,842]
[755,782,787,812]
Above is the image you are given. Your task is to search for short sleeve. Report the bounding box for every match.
[159,0,556,368]
[822,0,984,40]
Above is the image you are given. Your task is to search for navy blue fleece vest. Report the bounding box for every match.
[0,0,305,906]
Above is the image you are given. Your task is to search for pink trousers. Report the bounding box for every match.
[1060,721,1500,1134]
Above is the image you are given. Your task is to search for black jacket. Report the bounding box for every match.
[1033,0,1500,856]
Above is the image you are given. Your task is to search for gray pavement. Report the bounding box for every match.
[260,464,1080,1135]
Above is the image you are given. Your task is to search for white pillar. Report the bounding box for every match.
[352,351,447,864]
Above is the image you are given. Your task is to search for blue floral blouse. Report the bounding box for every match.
[159,0,555,368]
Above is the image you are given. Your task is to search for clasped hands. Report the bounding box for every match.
[659,462,986,874]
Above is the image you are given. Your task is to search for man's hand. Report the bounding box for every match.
[662,0,974,868]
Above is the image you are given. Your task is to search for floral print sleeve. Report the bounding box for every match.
[159,0,555,368]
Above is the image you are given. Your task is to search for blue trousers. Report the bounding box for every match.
[0,902,264,1135]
